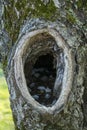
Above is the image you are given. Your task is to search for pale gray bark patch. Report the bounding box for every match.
[53,0,60,8]
[0,0,4,29]
[41,0,50,5]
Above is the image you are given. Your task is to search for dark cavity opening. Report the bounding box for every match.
[24,33,64,107]
[29,53,57,106]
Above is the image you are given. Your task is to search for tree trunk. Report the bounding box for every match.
[0,0,87,130]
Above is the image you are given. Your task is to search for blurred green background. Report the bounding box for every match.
[0,67,14,130]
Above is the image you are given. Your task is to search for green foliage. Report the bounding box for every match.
[0,69,14,130]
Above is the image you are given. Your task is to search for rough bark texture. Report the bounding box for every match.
[0,0,87,130]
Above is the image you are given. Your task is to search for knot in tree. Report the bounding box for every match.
[24,33,65,107]
[0,2,87,129]
[8,20,74,128]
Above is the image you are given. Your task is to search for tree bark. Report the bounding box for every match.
[0,0,87,130]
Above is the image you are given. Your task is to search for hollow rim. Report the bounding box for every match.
[13,28,74,116]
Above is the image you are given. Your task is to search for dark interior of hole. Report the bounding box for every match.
[24,33,65,107]
[25,53,58,107]
[33,54,56,74]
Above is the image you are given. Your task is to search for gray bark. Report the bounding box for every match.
[0,0,87,130]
